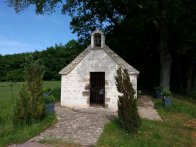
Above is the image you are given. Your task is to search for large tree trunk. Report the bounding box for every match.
[186,63,193,91]
[160,49,172,89]
[177,66,184,92]
[158,26,172,89]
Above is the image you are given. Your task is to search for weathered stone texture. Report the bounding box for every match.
[84,84,90,90]
[82,91,89,96]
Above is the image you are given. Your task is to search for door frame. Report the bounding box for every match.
[90,72,105,107]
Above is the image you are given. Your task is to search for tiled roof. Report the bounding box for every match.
[59,45,140,75]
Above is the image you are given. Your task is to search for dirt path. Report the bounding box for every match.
[137,95,162,121]
[9,95,162,147]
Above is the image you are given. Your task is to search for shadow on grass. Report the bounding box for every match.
[39,138,81,147]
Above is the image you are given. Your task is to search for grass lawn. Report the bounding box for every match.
[0,81,60,147]
[97,97,196,147]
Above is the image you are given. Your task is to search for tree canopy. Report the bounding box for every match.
[5,0,196,92]
[0,40,83,82]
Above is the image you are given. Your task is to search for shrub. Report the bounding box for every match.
[44,95,55,104]
[43,89,55,104]
[13,56,45,126]
[43,87,60,103]
[52,87,61,102]
[161,88,172,97]
[115,68,141,133]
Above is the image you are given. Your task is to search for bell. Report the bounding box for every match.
[95,36,101,47]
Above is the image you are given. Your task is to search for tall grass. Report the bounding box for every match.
[154,98,196,118]
[0,81,60,146]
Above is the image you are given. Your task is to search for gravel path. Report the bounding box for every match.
[9,95,161,147]
[138,95,162,121]
[30,105,116,146]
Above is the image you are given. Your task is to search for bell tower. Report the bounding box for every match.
[91,29,105,48]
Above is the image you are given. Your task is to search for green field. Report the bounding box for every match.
[0,81,60,146]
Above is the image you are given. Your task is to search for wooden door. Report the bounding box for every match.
[90,72,105,106]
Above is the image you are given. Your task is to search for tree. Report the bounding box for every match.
[142,0,196,89]
[115,68,141,133]
[39,40,83,80]
[6,0,196,91]
[0,41,82,82]
[13,56,45,125]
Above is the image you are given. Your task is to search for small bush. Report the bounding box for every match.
[43,95,55,104]
[161,88,172,97]
[43,87,60,103]
[43,88,55,104]
[52,87,61,102]
[115,68,141,133]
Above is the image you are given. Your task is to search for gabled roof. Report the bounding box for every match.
[59,45,140,75]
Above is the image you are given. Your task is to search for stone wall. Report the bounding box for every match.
[61,49,137,111]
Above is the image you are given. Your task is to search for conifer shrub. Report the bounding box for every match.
[13,56,45,125]
[115,68,141,133]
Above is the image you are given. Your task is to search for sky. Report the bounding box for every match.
[0,1,77,55]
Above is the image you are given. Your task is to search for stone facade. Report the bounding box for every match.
[59,29,139,111]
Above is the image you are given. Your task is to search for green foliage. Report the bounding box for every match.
[13,56,45,125]
[6,0,62,14]
[0,114,56,147]
[51,87,61,102]
[115,68,141,133]
[0,81,59,146]
[154,98,196,118]
[6,69,23,82]
[43,88,55,104]
[43,87,61,103]
[0,53,26,82]
[43,94,55,104]
[4,0,196,92]
[161,88,172,97]
[0,40,83,82]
